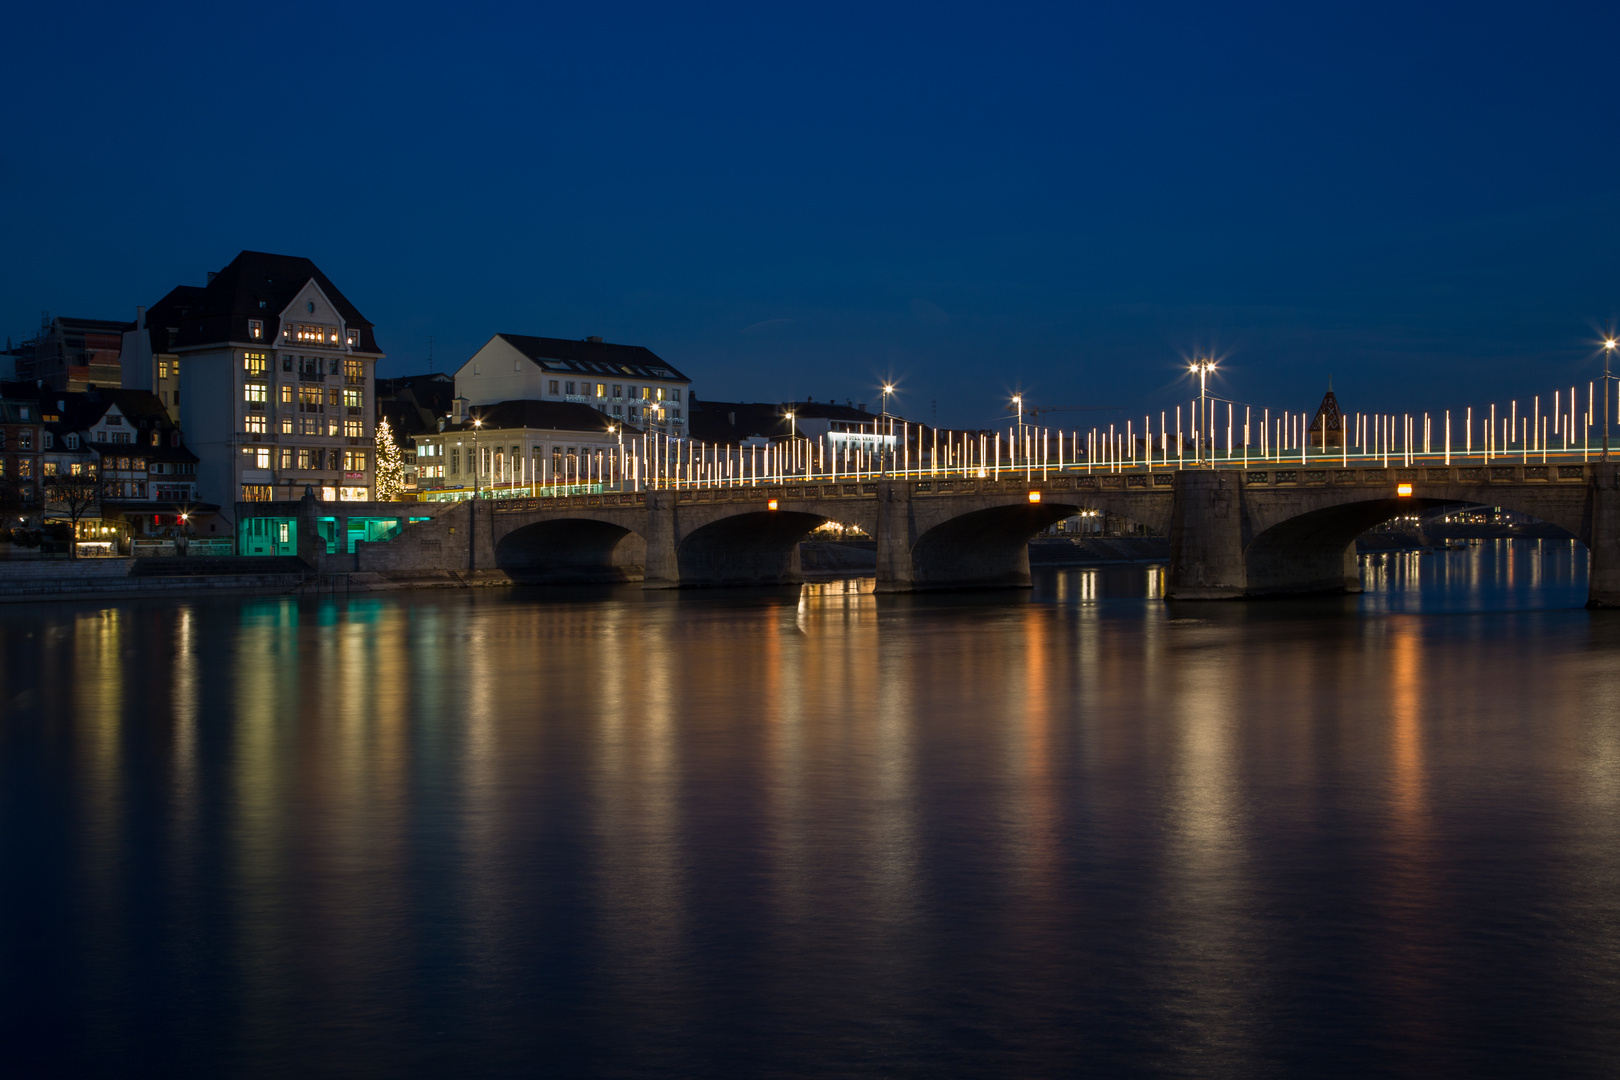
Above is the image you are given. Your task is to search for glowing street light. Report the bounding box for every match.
[1189,359,1217,466]
[471,415,483,499]
[1605,339,1617,462]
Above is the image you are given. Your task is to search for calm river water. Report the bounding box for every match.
[2,540,1618,1078]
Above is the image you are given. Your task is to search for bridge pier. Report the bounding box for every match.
[875,480,916,593]
[1587,464,1620,608]
[1166,470,1247,599]
[643,490,681,589]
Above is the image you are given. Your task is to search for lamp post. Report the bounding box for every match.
[1012,394,1023,464]
[784,410,796,477]
[1605,339,1616,462]
[880,383,894,474]
[1189,359,1216,466]
[471,415,482,499]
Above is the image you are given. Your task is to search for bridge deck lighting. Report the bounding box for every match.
[767,499,779,511]
[1028,491,1042,503]
[1397,483,1414,497]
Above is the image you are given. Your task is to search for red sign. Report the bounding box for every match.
[344,472,364,480]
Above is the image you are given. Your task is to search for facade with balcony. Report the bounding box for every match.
[121,251,384,531]
[452,334,691,437]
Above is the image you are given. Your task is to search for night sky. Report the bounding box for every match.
[5,1,1619,429]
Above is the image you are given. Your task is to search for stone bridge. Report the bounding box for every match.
[372,461,1620,604]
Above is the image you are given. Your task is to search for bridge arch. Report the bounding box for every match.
[677,509,830,586]
[1242,492,1587,595]
[910,501,1095,588]
[494,517,646,584]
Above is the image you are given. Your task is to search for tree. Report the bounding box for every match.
[44,470,100,558]
[374,418,406,501]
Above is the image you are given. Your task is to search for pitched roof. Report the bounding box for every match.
[687,397,896,445]
[440,399,640,436]
[56,317,135,333]
[146,251,380,354]
[493,334,690,382]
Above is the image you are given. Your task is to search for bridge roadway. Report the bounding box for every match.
[382,459,1620,604]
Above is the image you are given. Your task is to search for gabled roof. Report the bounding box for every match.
[437,399,638,437]
[145,251,380,354]
[492,334,689,382]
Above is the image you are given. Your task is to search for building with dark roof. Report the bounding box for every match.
[688,396,912,455]
[455,334,692,437]
[14,315,133,391]
[119,251,385,527]
[24,387,206,546]
[412,398,637,499]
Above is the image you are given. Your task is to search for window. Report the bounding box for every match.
[320,485,337,501]
[344,359,363,383]
[473,363,481,375]
[280,383,294,404]
[244,352,268,376]
[281,416,293,434]
[549,380,559,394]
[150,431,161,446]
[298,448,314,470]
[565,381,575,394]
[298,385,324,412]
[292,323,336,344]
[672,389,681,402]
[242,485,273,502]
[450,449,460,474]
[328,449,342,470]
[157,360,171,379]
[279,448,294,470]
[673,408,681,420]
[244,415,267,435]
[282,355,293,372]
[298,417,321,435]
[43,432,53,449]
[613,384,622,398]
[249,320,263,340]
[596,383,606,398]
[327,387,341,408]
[132,457,146,471]
[244,384,268,407]
[111,432,133,445]
[340,486,369,501]
[655,387,666,401]
[346,328,359,348]
[344,419,362,439]
[299,356,322,377]
[41,461,54,477]
[612,405,622,417]
[327,418,340,437]
[343,389,362,410]
[17,459,32,480]
[344,450,367,472]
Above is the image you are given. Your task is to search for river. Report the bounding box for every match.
[1,539,1616,1078]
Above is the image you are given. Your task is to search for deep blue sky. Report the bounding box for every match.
[5,1,1619,429]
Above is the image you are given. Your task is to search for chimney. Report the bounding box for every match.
[587,335,603,343]
[136,306,146,329]
[206,271,217,284]
[451,396,466,424]
[858,403,867,412]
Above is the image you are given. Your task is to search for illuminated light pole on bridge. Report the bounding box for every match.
[1189,359,1217,467]
[1604,338,1616,462]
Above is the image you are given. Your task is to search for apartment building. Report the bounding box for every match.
[121,251,384,528]
[454,334,691,437]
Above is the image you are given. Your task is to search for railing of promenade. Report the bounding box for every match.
[462,385,1616,500]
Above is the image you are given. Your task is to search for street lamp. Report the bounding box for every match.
[1605,339,1616,462]
[880,383,895,474]
[471,415,483,499]
[1189,359,1216,466]
[1012,393,1023,464]
[784,410,796,477]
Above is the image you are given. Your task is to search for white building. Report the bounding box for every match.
[121,251,384,530]
[454,334,692,437]
[412,399,633,499]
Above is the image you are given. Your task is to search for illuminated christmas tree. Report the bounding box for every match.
[374,418,406,500]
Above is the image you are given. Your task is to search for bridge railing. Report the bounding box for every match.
[466,386,1617,501]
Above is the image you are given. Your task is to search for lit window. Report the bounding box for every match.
[281,416,293,434]
[339,486,369,501]
[596,383,606,398]
[279,448,294,470]
[244,415,267,435]
[343,389,362,409]
[244,384,267,404]
[345,419,362,439]
[242,485,273,501]
[281,384,294,404]
[344,359,363,382]
[321,486,337,501]
[249,320,264,341]
[346,328,359,348]
[244,352,267,376]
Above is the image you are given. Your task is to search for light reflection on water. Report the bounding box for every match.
[1,541,1618,1078]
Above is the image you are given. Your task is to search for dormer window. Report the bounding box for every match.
[43,432,53,449]
[249,319,264,340]
[66,434,79,449]
[345,328,359,348]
